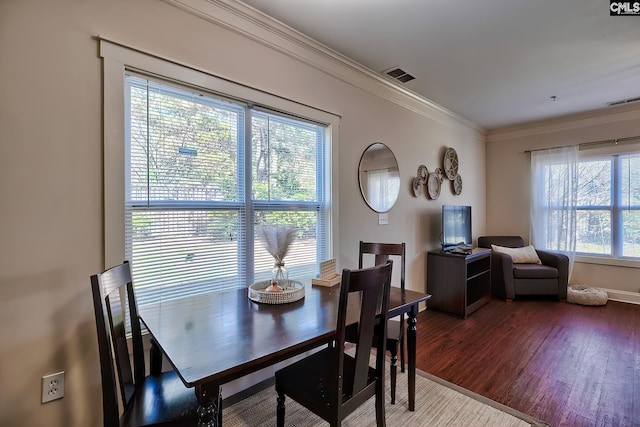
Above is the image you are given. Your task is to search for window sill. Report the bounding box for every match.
[575,255,640,269]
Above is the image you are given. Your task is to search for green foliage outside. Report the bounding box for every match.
[128,79,322,244]
[548,156,640,257]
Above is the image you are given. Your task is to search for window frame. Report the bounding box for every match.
[100,38,339,289]
[574,149,640,267]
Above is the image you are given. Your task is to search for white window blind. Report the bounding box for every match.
[125,75,328,306]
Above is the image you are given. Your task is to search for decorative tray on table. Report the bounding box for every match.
[311,259,341,287]
[248,280,305,304]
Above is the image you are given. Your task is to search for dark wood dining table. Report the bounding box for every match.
[138,281,430,427]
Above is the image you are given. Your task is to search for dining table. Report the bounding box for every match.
[138,280,431,427]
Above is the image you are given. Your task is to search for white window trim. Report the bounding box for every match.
[99,37,339,270]
[575,254,640,269]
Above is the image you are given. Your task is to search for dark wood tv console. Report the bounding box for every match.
[427,248,491,318]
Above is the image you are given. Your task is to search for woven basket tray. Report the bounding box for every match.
[248,280,305,304]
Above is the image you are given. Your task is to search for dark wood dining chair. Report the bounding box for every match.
[352,241,406,404]
[275,260,393,427]
[90,261,200,427]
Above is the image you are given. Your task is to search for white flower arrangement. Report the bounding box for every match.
[258,224,296,263]
[258,225,297,292]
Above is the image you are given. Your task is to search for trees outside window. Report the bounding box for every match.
[575,154,640,258]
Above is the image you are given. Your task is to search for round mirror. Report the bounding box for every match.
[358,143,400,213]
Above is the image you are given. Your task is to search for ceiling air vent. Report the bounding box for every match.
[607,96,640,107]
[384,67,415,83]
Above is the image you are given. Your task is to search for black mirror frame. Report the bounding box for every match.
[358,142,400,213]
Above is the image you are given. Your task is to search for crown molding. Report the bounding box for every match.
[163,0,484,134]
[487,103,640,143]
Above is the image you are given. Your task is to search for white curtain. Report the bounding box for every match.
[367,168,397,212]
[530,146,578,279]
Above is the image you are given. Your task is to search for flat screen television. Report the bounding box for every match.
[441,205,472,251]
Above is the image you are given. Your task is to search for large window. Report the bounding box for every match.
[576,153,640,258]
[124,74,329,306]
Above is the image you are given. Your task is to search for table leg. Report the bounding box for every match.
[196,382,221,427]
[407,306,417,411]
[149,338,163,375]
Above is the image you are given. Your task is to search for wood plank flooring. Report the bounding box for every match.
[414,298,640,427]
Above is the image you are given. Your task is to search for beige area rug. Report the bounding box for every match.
[222,368,549,427]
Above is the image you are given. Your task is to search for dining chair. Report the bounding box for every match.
[275,260,393,427]
[350,241,406,404]
[90,261,200,427]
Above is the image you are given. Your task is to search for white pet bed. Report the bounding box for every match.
[567,284,608,306]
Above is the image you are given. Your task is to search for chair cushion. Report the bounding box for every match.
[492,244,542,264]
[512,264,558,279]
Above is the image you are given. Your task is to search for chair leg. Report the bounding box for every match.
[276,390,286,427]
[376,378,386,427]
[399,337,405,374]
[389,348,397,404]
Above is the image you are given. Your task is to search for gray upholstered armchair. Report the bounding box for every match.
[478,236,569,301]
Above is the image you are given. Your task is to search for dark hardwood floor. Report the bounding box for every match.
[414,298,640,427]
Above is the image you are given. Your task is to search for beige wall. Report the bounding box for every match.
[0,0,485,425]
[486,104,640,295]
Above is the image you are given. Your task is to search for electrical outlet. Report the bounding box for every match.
[41,371,65,403]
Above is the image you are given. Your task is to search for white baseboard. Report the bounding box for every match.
[601,287,640,305]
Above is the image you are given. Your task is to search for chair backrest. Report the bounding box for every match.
[334,260,393,398]
[478,236,526,249]
[358,241,405,291]
[90,261,145,426]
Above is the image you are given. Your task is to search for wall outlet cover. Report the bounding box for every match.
[378,212,389,225]
[42,371,65,403]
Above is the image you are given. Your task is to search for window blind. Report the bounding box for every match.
[124,74,327,306]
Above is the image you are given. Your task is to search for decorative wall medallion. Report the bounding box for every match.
[443,147,459,180]
[411,164,429,197]
[417,165,428,182]
[427,173,441,199]
[412,176,422,197]
[453,174,463,195]
[411,146,462,199]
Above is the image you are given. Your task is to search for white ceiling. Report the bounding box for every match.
[240,0,640,131]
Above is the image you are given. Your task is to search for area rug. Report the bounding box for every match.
[222,368,549,426]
